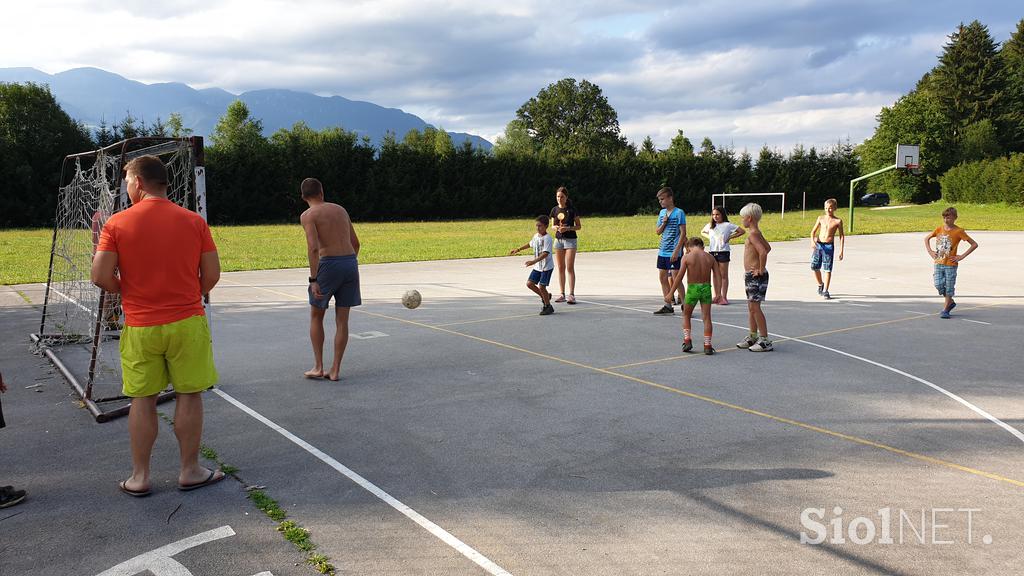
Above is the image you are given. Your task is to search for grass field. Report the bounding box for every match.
[2,203,1022,285]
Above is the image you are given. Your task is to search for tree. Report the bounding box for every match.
[665,130,695,158]
[167,113,193,138]
[515,78,627,158]
[0,82,93,226]
[210,100,265,150]
[998,19,1024,152]
[493,119,535,158]
[638,136,658,161]
[932,21,1005,147]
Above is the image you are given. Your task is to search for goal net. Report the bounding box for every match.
[32,137,207,422]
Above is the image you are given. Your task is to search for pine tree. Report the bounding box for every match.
[932,21,1005,149]
[998,19,1024,153]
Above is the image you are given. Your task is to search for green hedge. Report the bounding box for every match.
[940,153,1024,205]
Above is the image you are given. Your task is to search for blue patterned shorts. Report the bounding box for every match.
[933,264,958,297]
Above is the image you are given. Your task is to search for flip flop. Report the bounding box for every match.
[119,480,151,498]
[179,469,225,492]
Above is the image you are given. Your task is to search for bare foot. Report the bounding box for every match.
[327,370,340,381]
[304,368,324,379]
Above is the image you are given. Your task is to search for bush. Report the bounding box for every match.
[940,153,1024,205]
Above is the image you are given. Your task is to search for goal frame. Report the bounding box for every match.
[711,192,786,219]
[31,136,207,422]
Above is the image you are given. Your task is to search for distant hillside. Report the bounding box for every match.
[0,67,492,150]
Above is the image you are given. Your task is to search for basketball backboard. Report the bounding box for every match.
[896,144,920,172]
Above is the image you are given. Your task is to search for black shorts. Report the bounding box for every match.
[744,270,769,302]
[710,251,731,263]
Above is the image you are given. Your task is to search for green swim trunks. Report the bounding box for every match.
[685,283,713,306]
[119,314,218,397]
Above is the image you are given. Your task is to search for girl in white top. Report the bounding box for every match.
[701,206,745,305]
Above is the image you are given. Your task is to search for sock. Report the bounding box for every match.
[749,331,757,340]
[704,335,712,346]
[683,329,691,341]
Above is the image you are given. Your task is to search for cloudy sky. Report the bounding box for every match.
[1,1,1019,152]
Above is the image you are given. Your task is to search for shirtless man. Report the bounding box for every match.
[300,178,361,381]
[809,198,845,299]
[667,237,720,354]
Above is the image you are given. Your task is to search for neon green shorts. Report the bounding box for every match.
[685,283,713,306]
[119,314,218,397]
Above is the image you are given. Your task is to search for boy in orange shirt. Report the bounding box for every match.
[924,207,978,318]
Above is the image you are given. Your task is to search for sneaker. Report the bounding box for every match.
[704,345,715,355]
[817,284,824,295]
[736,335,758,349]
[946,300,956,313]
[682,339,693,353]
[567,294,576,305]
[671,296,679,305]
[823,291,831,300]
[0,486,26,509]
[540,305,554,316]
[939,310,951,319]
[749,339,774,352]
[554,294,566,303]
[654,304,674,315]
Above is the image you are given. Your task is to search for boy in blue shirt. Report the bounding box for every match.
[654,187,687,314]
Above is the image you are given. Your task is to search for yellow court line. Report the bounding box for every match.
[607,303,1002,369]
[436,306,603,327]
[356,308,1024,490]
[604,346,742,370]
[221,280,1024,490]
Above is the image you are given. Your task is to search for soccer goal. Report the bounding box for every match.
[710,192,786,219]
[31,137,207,422]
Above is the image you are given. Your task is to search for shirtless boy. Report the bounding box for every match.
[300,178,361,381]
[809,198,845,299]
[667,237,720,355]
[737,203,773,352]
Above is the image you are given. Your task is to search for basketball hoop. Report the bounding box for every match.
[905,163,921,175]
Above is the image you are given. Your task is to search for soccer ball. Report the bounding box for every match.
[402,289,422,309]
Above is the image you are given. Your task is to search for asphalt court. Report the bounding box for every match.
[2,231,1022,575]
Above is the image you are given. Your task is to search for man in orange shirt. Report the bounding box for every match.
[91,155,223,497]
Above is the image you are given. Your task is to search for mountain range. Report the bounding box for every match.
[0,67,491,150]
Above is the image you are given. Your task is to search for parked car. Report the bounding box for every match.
[860,192,890,207]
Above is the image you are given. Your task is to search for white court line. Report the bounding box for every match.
[962,319,992,325]
[583,298,1024,445]
[845,303,870,307]
[903,310,929,315]
[212,389,513,576]
[49,286,96,316]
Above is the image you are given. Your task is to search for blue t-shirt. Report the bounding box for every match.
[657,207,687,257]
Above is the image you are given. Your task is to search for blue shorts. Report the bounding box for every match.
[528,269,553,286]
[309,255,361,309]
[553,237,578,251]
[656,255,681,270]
[811,242,834,272]
[933,264,958,297]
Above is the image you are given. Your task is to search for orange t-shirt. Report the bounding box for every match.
[931,226,973,267]
[96,197,216,327]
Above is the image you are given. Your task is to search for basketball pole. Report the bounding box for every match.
[848,163,898,233]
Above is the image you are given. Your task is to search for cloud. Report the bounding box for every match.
[1,0,1020,152]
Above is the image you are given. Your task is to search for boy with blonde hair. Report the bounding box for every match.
[810,198,844,299]
[737,203,773,352]
[924,207,978,318]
